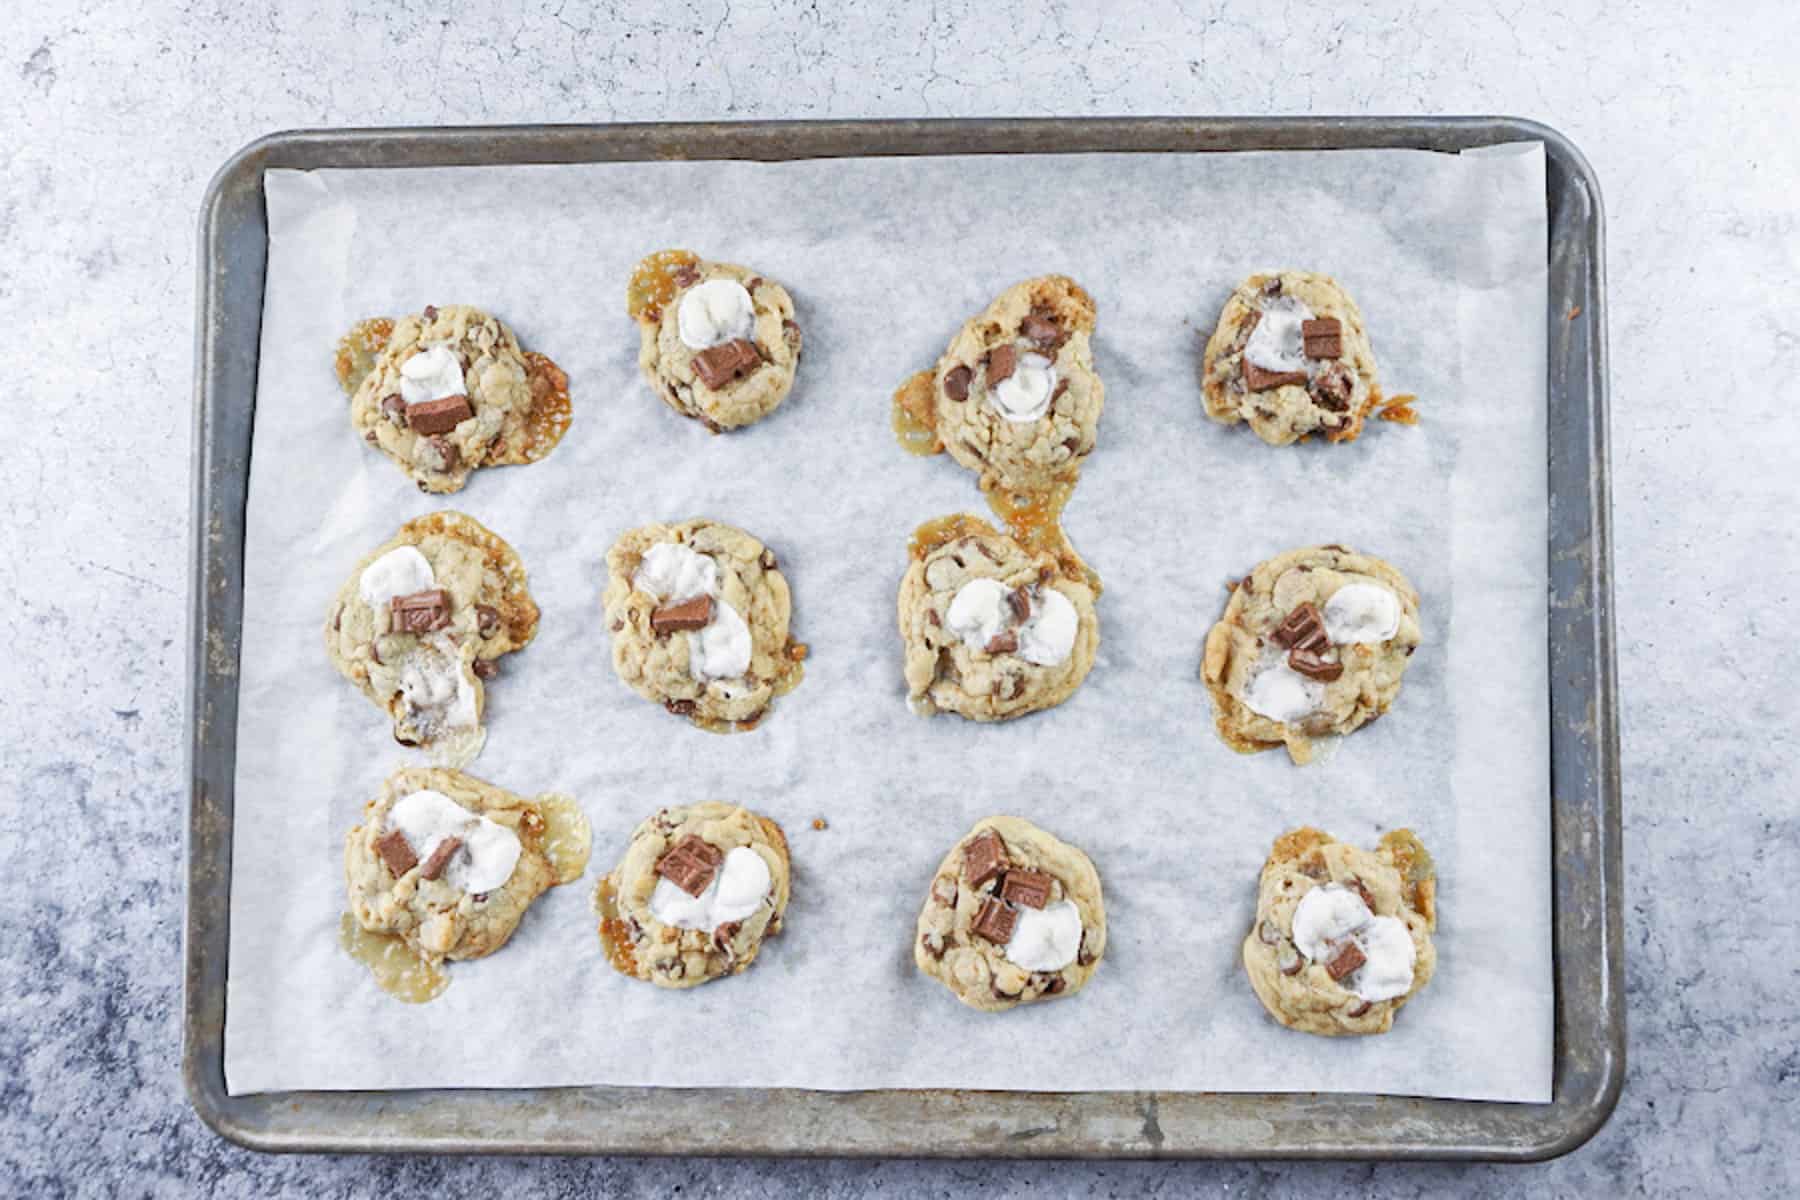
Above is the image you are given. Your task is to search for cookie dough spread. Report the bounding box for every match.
[914,816,1106,1011]
[326,512,539,765]
[1201,544,1421,764]
[628,250,802,431]
[1242,826,1437,1035]
[898,514,1099,722]
[596,802,790,989]
[341,304,572,493]
[1201,272,1383,446]
[343,767,589,1002]
[602,518,805,731]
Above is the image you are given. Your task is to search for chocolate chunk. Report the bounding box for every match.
[1287,647,1343,682]
[1278,944,1303,974]
[961,830,1008,889]
[1350,879,1377,912]
[471,658,499,680]
[942,364,972,402]
[691,338,762,389]
[1302,317,1343,360]
[1260,277,1283,297]
[475,604,500,637]
[380,394,407,425]
[650,594,714,634]
[1309,362,1354,412]
[986,344,1018,387]
[1270,602,1330,653]
[1000,870,1053,910]
[713,921,740,952]
[1044,975,1066,995]
[1006,587,1032,623]
[375,829,417,877]
[760,548,778,570]
[1346,998,1374,1017]
[672,265,700,287]
[1258,918,1282,946]
[1021,308,1064,349]
[405,394,474,436]
[422,305,439,320]
[1232,309,1262,351]
[971,896,1018,945]
[390,588,453,635]
[1326,940,1366,982]
[1244,361,1309,392]
[419,835,463,881]
[654,834,724,897]
[664,698,697,716]
[919,932,946,959]
[424,434,459,471]
[985,629,1018,656]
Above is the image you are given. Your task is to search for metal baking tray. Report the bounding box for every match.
[185,117,1621,1159]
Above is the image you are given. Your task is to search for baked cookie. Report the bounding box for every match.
[342,304,571,493]
[602,518,805,732]
[594,802,791,989]
[914,816,1106,1012]
[899,515,1099,721]
[344,768,589,990]
[1201,271,1379,446]
[325,512,538,765]
[926,275,1104,494]
[1201,544,1421,764]
[627,250,802,431]
[1243,826,1437,1036]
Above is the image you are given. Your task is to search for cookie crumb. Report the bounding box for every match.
[811,817,828,831]
[1567,305,1583,320]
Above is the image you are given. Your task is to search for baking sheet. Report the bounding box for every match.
[225,144,1551,1101]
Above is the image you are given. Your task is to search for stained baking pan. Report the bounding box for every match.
[185,117,1620,1159]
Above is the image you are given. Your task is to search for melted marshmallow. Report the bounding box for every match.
[398,345,467,405]
[649,845,772,930]
[945,578,1079,667]
[1292,884,1373,960]
[1018,589,1078,666]
[396,635,479,737]
[1291,882,1417,1003]
[387,788,522,893]
[1241,646,1325,723]
[989,350,1058,422]
[945,578,1009,649]
[677,279,756,350]
[1005,899,1084,971]
[359,546,436,612]
[632,541,752,681]
[1324,583,1401,644]
[1243,295,1314,374]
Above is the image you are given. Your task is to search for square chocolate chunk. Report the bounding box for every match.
[1301,317,1343,360]
[986,344,1018,387]
[405,394,474,436]
[1244,361,1309,392]
[419,835,463,882]
[691,339,763,390]
[650,594,714,634]
[1000,870,1053,909]
[1326,939,1367,982]
[655,834,725,897]
[375,829,417,877]
[1270,602,1329,653]
[1287,647,1344,682]
[961,830,1008,889]
[390,588,453,635]
[971,896,1018,945]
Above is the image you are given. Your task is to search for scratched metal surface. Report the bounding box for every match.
[184,117,1620,1159]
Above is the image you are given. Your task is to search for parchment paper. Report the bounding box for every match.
[225,144,1551,1101]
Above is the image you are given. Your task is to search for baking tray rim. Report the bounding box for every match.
[184,115,1621,1161]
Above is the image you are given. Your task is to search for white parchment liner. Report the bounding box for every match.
[226,145,1551,1101]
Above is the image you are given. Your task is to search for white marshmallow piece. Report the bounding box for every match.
[1241,647,1326,723]
[988,350,1058,423]
[677,279,756,350]
[396,635,479,736]
[1291,883,1374,961]
[632,541,752,681]
[688,601,752,681]
[387,789,522,894]
[1004,899,1084,972]
[1324,582,1402,645]
[398,345,467,405]
[945,578,1009,651]
[649,845,772,930]
[1017,588,1078,666]
[1353,915,1417,1001]
[358,546,436,612]
[1243,295,1314,374]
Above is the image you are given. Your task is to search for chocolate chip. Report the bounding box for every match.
[1044,976,1066,995]
[380,394,407,425]
[691,338,762,389]
[1231,310,1261,351]
[1350,878,1377,912]
[1302,317,1343,360]
[985,629,1018,656]
[1345,999,1373,1018]
[1270,602,1330,653]
[919,932,945,960]
[419,835,463,881]
[1000,870,1052,910]
[672,265,700,287]
[1310,362,1355,412]
[471,658,498,680]
[713,921,740,952]
[422,305,439,320]
[1077,929,1095,966]
[650,594,714,634]
[1244,361,1308,392]
[1021,308,1064,349]
[1278,944,1304,975]
[1258,918,1282,946]
[971,896,1018,945]
[1005,587,1031,623]
[760,548,778,570]
[745,276,762,291]
[1326,940,1366,982]
[1287,647,1343,681]
[654,834,724,897]
[375,829,417,877]
[424,435,459,471]
[1260,277,1283,298]
[475,604,501,637]
[986,344,1018,387]
[390,589,453,635]
[406,394,474,436]
[664,698,697,716]
[961,830,1008,889]
[942,365,972,402]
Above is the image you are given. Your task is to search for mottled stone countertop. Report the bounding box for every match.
[3,1,1793,1195]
